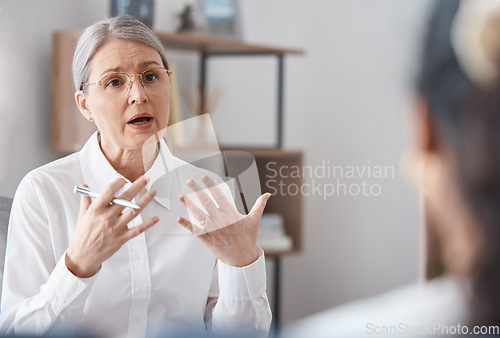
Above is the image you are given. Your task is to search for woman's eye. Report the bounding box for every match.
[101,74,127,89]
[143,72,158,83]
[105,79,123,88]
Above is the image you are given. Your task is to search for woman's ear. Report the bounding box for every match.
[413,96,439,156]
[75,90,92,121]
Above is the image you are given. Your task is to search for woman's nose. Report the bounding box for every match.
[127,77,148,104]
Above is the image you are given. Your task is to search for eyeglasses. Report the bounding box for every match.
[80,67,172,96]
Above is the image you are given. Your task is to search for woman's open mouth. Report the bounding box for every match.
[127,114,153,129]
[128,116,151,125]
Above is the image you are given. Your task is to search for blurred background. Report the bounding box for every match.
[0,0,434,325]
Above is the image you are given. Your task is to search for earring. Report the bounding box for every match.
[88,117,94,122]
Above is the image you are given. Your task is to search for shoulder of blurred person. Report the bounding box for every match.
[281,276,469,338]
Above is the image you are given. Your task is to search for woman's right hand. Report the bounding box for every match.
[65,175,159,278]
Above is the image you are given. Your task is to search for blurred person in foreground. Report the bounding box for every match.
[0,15,271,337]
[283,0,500,336]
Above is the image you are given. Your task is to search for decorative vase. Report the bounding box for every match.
[110,0,155,28]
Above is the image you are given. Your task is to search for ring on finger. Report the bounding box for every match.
[200,215,210,227]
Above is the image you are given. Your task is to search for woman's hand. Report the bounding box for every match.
[177,175,271,267]
[66,176,159,278]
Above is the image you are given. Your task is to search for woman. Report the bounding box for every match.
[283,0,500,336]
[0,15,271,337]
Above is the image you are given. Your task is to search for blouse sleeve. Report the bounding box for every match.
[0,172,98,335]
[202,173,272,336]
[205,249,272,337]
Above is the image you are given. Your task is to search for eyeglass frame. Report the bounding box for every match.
[79,66,172,93]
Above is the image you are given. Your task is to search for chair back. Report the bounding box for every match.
[0,196,13,296]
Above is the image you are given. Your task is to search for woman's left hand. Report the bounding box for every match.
[177,175,270,267]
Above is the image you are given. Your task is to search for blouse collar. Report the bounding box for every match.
[79,132,180,210]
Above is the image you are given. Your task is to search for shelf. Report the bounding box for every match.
[155,32,304,55]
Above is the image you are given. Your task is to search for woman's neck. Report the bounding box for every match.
[98,134,159,182]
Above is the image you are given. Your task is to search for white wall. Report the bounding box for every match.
[0,0,433,325]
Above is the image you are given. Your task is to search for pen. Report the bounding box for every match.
[73,186,141,209]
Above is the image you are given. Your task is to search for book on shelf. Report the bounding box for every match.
[258,213,293,252]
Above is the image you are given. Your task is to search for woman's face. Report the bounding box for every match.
[77,38,170,154]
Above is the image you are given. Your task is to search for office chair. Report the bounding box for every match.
[0,196,13,298]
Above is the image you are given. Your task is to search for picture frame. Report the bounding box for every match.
[197,0,242,40]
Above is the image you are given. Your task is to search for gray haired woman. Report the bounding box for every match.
[0,15,271,337]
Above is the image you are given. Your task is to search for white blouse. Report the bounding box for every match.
[0,132,271,337]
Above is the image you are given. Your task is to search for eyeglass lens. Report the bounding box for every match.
[98,67,169,94]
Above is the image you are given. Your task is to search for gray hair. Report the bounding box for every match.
[72,15,169,91]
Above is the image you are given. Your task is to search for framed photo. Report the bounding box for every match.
[197,0,242,39]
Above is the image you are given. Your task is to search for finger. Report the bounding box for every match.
[123,216,159,242]
[186,179,218,215]
[94,177,127,209]
[200,175,232,210]
[117,175,149,202]
[249,193,271,218]
[78,184,92,216]
[177,216,206,237]
[119,190,157,226]
[177,216,194,233]
[179,193,208,223]
[110,175,150,213]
